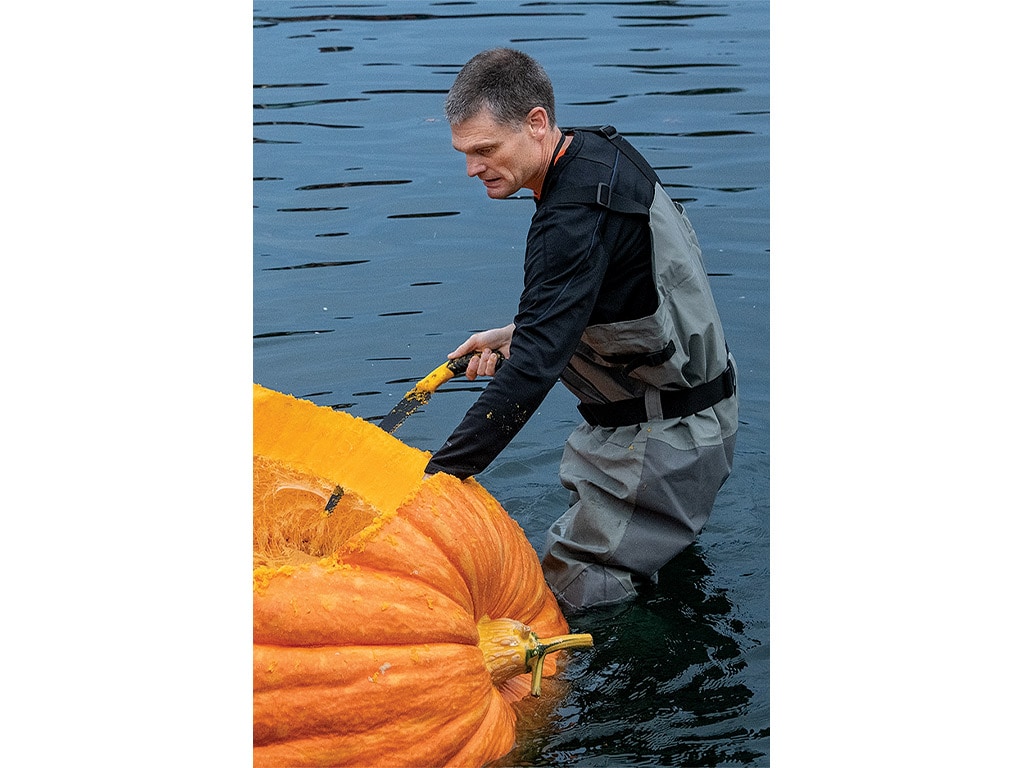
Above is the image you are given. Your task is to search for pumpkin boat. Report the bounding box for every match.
[253,384,592,768]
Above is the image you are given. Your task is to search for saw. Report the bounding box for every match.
[378,351,505,434]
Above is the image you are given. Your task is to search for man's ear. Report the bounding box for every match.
[525,106,550,138]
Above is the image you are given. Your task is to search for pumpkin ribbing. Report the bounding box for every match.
[252,385,592,768]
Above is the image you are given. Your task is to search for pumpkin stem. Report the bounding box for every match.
[525,633,594,697]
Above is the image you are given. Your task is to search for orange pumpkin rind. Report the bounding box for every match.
[253,384,593,768]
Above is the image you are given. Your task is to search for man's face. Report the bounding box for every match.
[450,110,546,199]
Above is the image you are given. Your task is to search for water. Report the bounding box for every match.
[254,1,769,764]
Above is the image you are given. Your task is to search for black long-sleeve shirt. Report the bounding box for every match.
[424,128,660,479]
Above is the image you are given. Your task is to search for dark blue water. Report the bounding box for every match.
[254,2,769,764]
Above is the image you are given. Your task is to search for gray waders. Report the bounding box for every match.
[538,130,739,611]
[542,393,737,611]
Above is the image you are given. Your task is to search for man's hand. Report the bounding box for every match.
[448,324,514,380]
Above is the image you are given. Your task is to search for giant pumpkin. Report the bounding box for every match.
[253,384,591,768]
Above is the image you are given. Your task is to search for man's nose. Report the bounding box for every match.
[466,157,485,177]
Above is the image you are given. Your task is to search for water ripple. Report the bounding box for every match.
[597,62,737,73]
[277,206,349,212]
[624,130,755,138]
[662,183,757,193]
[296,179,411,190]
[362,89,449,95]
[614,13,729,22]
[511,36,587,43]
[254,329,334,338]
[386,211,460,219]
[648,87,745,97]
[253,97,369,110]
[255,11,584,25]
[254,82,328,89]
[254,120,362,129]
[263,260,369,271]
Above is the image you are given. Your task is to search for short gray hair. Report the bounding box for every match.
[444,48,556,127]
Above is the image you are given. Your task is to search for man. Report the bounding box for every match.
[423,48,738,612]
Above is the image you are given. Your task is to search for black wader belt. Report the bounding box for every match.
[577,359,736,428]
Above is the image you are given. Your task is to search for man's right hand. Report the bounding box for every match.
[448,324,514,380]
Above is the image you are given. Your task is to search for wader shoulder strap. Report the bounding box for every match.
[545,124,660,216]
[569,125,660,183]
[594,125,660,185]
[541,182,650,217]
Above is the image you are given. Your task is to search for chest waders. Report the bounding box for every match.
[539,126,739,611]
